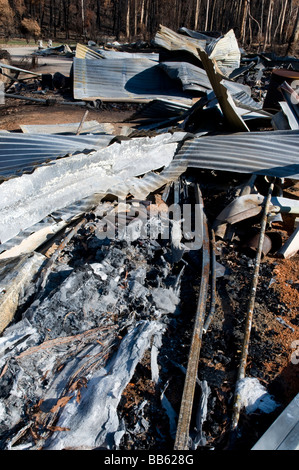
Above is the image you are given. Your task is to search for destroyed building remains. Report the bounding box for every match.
[0,25,298,451]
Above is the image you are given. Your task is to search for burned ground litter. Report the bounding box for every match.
[0,25,298,451]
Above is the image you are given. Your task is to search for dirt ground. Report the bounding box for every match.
[0,99,138,133]
[116,177,299,450]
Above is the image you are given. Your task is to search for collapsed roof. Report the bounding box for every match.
[0,24,298,452]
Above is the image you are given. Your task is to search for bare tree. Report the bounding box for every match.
[263,0,274,50]
[126,0,130,38]
[240,0,248,45]
[205,0,210,31]
[279,0,289,42]
[286,2,299,55]
[194,0,201,30]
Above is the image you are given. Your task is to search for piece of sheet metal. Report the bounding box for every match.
[197,48,249,131]
[159,62,263,113]
[129,99,191,122]
[106,159,188,200]
[0,61,41,76]
[206,29,241,72]
[0,133,114,177]
[0,193,103,257]
[175,130,299,179]
[75,43,159,61]
[159,61,212,93]
[153,25,206,56]
[75,43,105,60]
[20,121,115,135]
[178,27,216,44]
[73,57,193,103]
[0,133,182,244]
[154,26,240,73]
[214,194,299,225]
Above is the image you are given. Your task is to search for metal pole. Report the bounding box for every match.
[76,110,89,135]
[203,228,216,333]
[174,184,210,450]
[230,178,275,444]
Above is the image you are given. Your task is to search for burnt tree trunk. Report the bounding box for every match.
[286,5,299,56]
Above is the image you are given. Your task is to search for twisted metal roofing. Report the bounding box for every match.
[73,57,193,103]
[75,43,159,61]
[175,130,299,179]
[0,133,114,177]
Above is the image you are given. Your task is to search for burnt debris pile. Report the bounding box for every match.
[0,25,298,451]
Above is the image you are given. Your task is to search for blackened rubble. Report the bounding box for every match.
[0,194,200,449]
[0,175,298,450]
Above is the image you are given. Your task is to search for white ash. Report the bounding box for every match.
[236,377,279,414]
[0,225,185,449]
[44,320,164,450]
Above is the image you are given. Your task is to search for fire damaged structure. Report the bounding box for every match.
[0,26,298,451]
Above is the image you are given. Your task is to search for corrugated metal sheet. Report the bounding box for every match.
[154,26,240,73]
[0,133,182,244]
[153,25,206,56]
[75,43,159,61]
[178,27,217,44]
[20,121,115,135]
[129,99,191,122]
[95,49,159,61]
[75,43,105,59]
[175,130,299,179]
[159,61,211,93]
[231,91,263,111]
[73,57,193,103]
[206,29,241,71]
[0,61,41,76]
[159,63,262,110]
[0,133,114,177]
[106,159,188,199]
[0,194,101,255]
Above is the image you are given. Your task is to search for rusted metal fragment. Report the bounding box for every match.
[197,48,249,131]
[214,194,299,226]
[174,185,210,450]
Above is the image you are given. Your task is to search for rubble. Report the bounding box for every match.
[0,25,298,452]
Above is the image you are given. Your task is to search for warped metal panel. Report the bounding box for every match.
[0,133,181,244]
[206,29,241,71]
[106,159,188,199]
[0,133,114,177]
[73,57,193,103]
[20,121,115,135]
[0,61,41,76]
[0,193,101,256]
[178,27,217,44]
[159,61,212,93]
[75,43,105,59]
[154,26,240,73]
[159,61,260,106]
[75,43,159,61]
[175,130,299,179]
[153,25,206,55]
[197,48,249,131]
[92,48,159,61]
[129,99,191,122]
